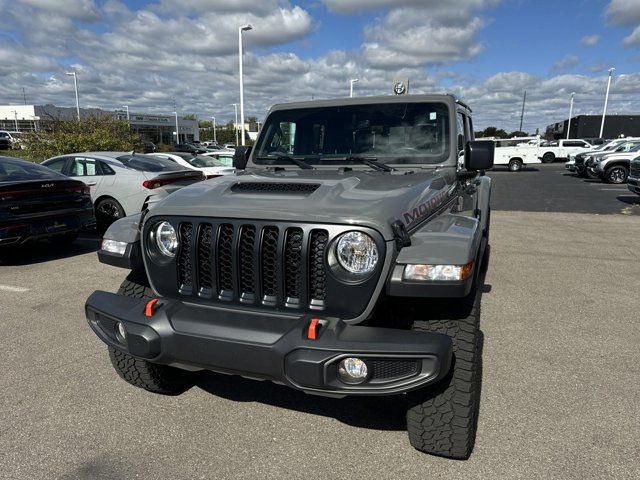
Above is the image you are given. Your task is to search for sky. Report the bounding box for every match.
[1,0,639,132]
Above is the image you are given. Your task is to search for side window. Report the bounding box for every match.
[99,161,116,175]
[467,116,474,141]
[70,157,98,176]
[44,157,67,173]
[456,112,466,153]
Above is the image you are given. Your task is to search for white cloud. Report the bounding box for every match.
[606,0,640,47]
[580,35,600,46]
[20,0,100,21]
[552,54,580,72]
[321,0,494,14]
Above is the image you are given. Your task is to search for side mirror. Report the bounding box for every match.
[233,146,252,170]
[465,140,494,172]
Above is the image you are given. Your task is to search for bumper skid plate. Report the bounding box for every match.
[86,291,453,396]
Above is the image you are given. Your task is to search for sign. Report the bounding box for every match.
[131,115,171,125]
[393,79,409,95]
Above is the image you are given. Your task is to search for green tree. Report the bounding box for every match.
[23,116,143,161]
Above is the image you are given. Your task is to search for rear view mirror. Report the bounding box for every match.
[465,141,494,172]
[233,146,252,170]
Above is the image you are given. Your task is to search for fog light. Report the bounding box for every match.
[116,322,126,341]
[101,239,127,255]
[338,357,368,384]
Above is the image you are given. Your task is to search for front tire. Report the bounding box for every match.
[541,152,555,163]
[605,165,628,184]
[406,287,482,459]
[585,167,599,180]
[109,270,194,395]
[508,158,522,172]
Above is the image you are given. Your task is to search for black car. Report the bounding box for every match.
[143,142,156,154]
[0,156,95,248]
[0,132,11,150]
[174,143,206,154]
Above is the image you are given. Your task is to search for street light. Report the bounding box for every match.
[173,111,179,144]
[599,67,615,139]
[350,78,359,98]
[10,110,18,131]
[238,24,253,146]
[566,92,575,140]
[65,71,80,120]
[232,103,239,146]
[122,105,130,127]
[210,116,216,144]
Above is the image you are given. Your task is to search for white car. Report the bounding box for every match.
[538,139,594,163]
[42,152,204,230]
[481,136,541,172]
[149,152,235,178]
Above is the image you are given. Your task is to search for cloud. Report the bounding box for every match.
[321,0,494,14]
[606,0,640,47]
[580,35,600,46]
[20,0,100,21]
[551,54,580,72]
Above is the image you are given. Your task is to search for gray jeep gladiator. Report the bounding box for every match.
[86,94,494,459]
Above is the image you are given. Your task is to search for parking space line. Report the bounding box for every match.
[0,285,29,293]
[600,188,629,191]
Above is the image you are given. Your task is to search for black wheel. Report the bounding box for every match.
[49,232,78,245]
[605,165,628,184]
[585,167,599,180]
[508,158,522,172]
[109,270,194,395]
[95,197,125,232]
[541,152,555,163]
[406,287,482,459]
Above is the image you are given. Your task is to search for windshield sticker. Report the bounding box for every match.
[402,190,448,227]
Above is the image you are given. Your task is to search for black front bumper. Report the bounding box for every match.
[86,291,452,396]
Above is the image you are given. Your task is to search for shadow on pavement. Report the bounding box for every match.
[617,195,640,206]
[0,234,100,266]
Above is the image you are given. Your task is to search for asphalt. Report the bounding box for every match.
[1,168,640,479]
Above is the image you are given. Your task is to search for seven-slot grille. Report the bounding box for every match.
[630,162,640,179]
[176,221,329,311]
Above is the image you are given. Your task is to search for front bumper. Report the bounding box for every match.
[86,291,453,397]
[628,177,640,195]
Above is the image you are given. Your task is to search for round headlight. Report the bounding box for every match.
[155,221,178,257]
[336,231,378,274]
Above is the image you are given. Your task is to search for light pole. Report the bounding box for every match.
[210,116,217,144]
[65,71,80,120]
[10,110,18,131]
[232,103,239,146]
[122,105,130,127]
[350,78,359,98]
[599,67,615,139]
[566,92,575,140]
[173,111,179,144]
[238,24,253,146]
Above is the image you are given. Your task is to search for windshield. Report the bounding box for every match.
[187,155,230,168]
[253,102,451,166]
[117,154,185,172]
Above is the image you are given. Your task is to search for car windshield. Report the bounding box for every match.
[0,157,65,182]
[186,155,230,168]
[253,102,451,166]
[117,154,185,172]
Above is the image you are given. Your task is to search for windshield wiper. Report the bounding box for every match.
[256,155,314,170]
[326,156,394,172]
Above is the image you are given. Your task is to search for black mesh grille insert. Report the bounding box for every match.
[309,230,328,301]
[196,224,213,291]
[231,182,320,194]
[239,225,256,294]
[369,360,420,381]
[217,224,234,293]
[630,163,640,178]
[284,228,303,300]
[261,227,279,297]
[178,223,193,288]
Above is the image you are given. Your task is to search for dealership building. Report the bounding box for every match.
[0,104,199,144]
[545,115,640,140]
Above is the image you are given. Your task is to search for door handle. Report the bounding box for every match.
[85,181,97,186]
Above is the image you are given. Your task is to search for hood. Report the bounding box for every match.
[148,167,458,240]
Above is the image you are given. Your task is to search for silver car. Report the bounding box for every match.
[42,152,204,230]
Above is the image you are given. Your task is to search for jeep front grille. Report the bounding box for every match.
[630,163,640,179]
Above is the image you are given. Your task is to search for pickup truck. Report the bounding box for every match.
[539,139,594,163]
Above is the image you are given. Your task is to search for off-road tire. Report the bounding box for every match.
[110,269,194,395]
[542,152,555,163]
[508,158,522,172]
[406,287,482,459]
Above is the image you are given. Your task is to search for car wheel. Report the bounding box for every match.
[605,165,628,184]
[508,159,522,172]
[541,152,555,163]
[585,168,599,180]
[95,198,125,232]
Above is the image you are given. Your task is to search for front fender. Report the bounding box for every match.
[98,213,143,270]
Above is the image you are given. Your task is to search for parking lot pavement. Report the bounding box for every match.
[490,163,640,215]
[2,180,640,479]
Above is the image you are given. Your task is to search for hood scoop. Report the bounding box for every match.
[231,182,321,194]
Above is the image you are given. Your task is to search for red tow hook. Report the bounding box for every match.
[145,298,159,317]
[307,319,322,340]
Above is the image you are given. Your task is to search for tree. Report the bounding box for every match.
[23,116,143,161]
[478,127,509,138]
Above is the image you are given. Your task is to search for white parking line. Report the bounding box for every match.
[0,285,29,293]
[601,188,629,191]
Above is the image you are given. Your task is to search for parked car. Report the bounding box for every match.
[539,139,594,163]
[42,152,205,231]
[627,156,640,195]
[200,150,235,167]
[149,152,235,178]
[0,131,11,150]
[478,136,540,172]
[568,138,635,176]
[582,140,640,179]
[174,143,207,154]
[222,143,236,150]
[143,142,156,154]
[590,144,640,184]
[0,156,94,248]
